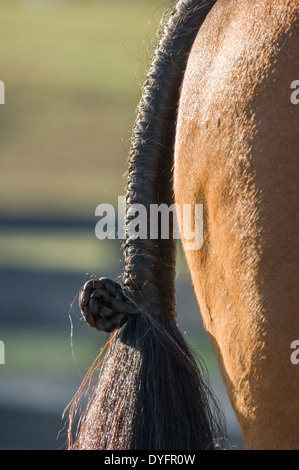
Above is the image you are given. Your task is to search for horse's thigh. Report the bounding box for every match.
[174,1,299,449]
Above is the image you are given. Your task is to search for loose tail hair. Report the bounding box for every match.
[68,0,226,450]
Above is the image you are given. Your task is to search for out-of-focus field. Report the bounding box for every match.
[0,0,168,216]
[0,0,242,450]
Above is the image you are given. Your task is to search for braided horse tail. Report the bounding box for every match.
[68,0,226,450]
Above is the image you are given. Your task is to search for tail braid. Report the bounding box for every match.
[80,0,217,332]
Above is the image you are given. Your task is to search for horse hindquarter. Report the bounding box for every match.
[174,0,299,449]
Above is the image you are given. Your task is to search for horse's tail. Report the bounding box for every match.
[68,0,226,450]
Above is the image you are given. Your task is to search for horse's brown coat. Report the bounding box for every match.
[174,0,299,449]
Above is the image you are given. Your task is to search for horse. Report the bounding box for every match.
[67,0,299,450]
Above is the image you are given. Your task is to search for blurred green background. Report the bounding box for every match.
[0,0,242,449]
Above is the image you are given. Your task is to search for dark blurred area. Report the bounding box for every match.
[0,0,242,449]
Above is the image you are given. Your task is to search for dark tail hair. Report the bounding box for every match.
[67,0,226,450]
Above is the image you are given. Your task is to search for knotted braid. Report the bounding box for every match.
[79,278,139,333]
[79,0,217,334]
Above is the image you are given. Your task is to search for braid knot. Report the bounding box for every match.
[79,277,139,333]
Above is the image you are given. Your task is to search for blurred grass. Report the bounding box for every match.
[0,228,122,272]
[1,327,102,377]
[0,0,171,217]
